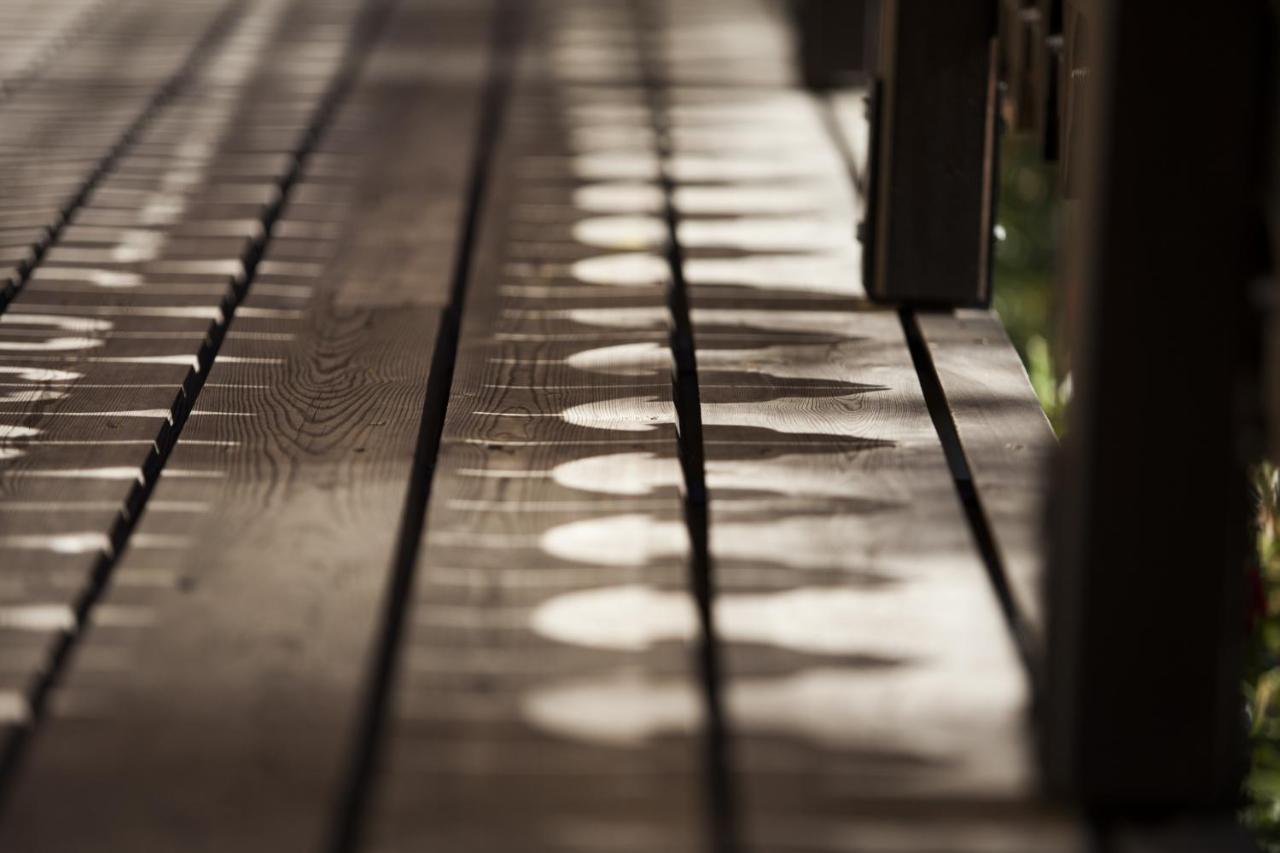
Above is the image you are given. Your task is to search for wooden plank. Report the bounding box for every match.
[0,1,491,850]
[913,308,1055,650]
[364,6,707,851]
[0,0,237,299]
[636,2,1060,845]
[690,295,1044,837]
[0,0,108,94]
[0,0,292,748]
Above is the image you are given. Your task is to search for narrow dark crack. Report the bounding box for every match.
[0,0,247,315]
[632,4,740,852]
[900,308,1036,674]
[817,88,1037,679]
[325,3,520,851]
[0,0,119,102]
[0,0,399,806]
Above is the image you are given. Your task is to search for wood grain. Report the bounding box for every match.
[364,9,706,851]
[0,1,1113,849]
[0,0,237,296]
[0,1,481,850]
[913,309,1056,650]
[642,3,1057,844]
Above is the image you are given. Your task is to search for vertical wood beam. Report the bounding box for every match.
[1043,0,1267,809]
[869,0,998,306]
[791,0,874,89]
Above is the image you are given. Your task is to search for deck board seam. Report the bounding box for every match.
[0,0,119,102]
[901,308,1038,675]
[0,0,397,808]
[633,3,740,851]
[0,0,247,315]
[818,76,1041,683]
[324,4,519,851]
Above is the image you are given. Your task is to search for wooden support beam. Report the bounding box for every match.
[1043,0,1267,809]
[791,0,874,89]
[868,0,998,307]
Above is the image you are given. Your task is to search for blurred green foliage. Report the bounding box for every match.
[992,127,1279,852]
[992,134,1068,433]
[1246,464,1280,850]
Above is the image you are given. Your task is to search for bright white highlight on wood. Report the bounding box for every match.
[0,409,171,418]
[21,467,145,482]
[14,304,232,321]
[539,513,688,566]
[565,342,671,375]
[673,184,852,216]
[0,337,105,352]
[0,691,30,725]
[0,314,113,332]
[677,218,853,252]
[531,582,1009,658]
[572,183,664,214]
[0,604,77,632]
[566,342,879,383]
[0,367,82,382]
[571,153,661,181]
[549,452,681,495]
[33,268,143,288]
[521,673,701,747]
[570,253,670,286]
[558,395,895,437]
[0,532,112,554]
[541,451,903,500]
[571,216,667,250]
[559,396,676,432]
[521,668,1025,766]
[0,389,67,404]
[683,254,863,297]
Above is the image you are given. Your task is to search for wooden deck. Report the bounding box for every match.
[0,0,1212,850]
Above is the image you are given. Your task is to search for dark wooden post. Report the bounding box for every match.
[997,0,1063,156]
[998,0,1036,130]
[1268,10,1280,469]
[867,0,998,306]
[791,0,875,88]
[1043,0,1268,808]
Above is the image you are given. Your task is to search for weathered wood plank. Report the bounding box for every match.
[0,0,108,94]
[913,308,1055,650]
[0,0,238,299]
[0,1,490,850]
[639,1,1056,845]
[364,7,707,850]
[691,302,1041,833]
[0,1,303,748]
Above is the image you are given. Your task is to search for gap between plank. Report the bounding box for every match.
[633,4,740,852]
[0,0,118,102]
[899,308,1037,676]
[0,0,398,807]
[325,4,519,851]
[0,0,247,315]
[816,85,1039,679]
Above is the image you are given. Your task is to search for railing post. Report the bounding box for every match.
[791,0,875,89]
[1043,0,1267,808]
[866,0,998,306]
